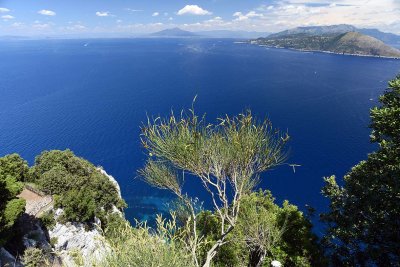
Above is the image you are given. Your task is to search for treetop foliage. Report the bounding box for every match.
[322,75,400,265]
[0,154,26,246]
[31,149,126,224]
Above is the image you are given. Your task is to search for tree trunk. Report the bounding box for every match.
[248,247,266,267]
[202,225,234,267]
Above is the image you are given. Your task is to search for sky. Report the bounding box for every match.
[0,0,399,36]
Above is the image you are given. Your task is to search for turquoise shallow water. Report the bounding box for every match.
[0,38,399,232]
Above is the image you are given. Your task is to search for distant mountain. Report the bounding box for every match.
[196,30,271,39]
[150,28,198,37]
[0,35,31,40]
[268,24,400,45]
[269,24,357,38]
[252,31,400,58]
[150,28,270,39]
[358,28,400,45]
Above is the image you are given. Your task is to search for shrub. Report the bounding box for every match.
[69,248,84,266]
[99,219,193,267]
[0,153,29,182]
[0,154,26,246]
[50,237,58,247]
[22,247,49,267]
[32,150,126,225]
[39,210,56,230]
[197,190,325,267]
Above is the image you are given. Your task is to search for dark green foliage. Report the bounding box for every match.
[196,211,243,267]
[39,210,56,230]
[0,153,29,182]
[55,189,97,223]
[33,150,126,224]
[0,154,26,246]
[322,75,400,265]
[38,165,73,195]
[197,190,324,267]
[103,213,130,241]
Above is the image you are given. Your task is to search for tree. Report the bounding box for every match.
[33,150,126,224]
[197,190,324,267]
[139,106,288,267]
[0,154,26,246]
[0,153,29,182]
[322,75,400,265]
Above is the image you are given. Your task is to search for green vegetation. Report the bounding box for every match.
[69,248,84,266]
[0,154,26,246]
[196,190,324,267]
[322,75,400,265]
[3,76,400,267]
[39,210,56,230]
[253,32,400,58]
[31,149,126,224]
[22,247,49,267]
[139,106,292,266]
[99,216,193,267]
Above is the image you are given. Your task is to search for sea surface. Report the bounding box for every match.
[0,38,399,233]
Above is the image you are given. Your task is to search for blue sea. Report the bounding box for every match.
[0,38,399,233]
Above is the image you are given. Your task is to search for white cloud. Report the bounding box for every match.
[177,5,212,16]
[168,17,174,21]
[2,15,14,20]
[226,0,400,34]
[33,23,51,29]
[152,12,159,17]
[233,11,263,21]
[116,19,123,23]
[96,11,110,17]
[11,22,23,27]
[126,8,143,12]
[65,24,86,31]
[0,7,10,13]
[38,9,56,16]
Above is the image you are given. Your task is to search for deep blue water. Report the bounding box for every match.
[0,38,399,234]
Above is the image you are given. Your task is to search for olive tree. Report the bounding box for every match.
[139,104,288,267]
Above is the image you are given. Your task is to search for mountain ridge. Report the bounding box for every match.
[267,24,400,45]
[252,31,400,58]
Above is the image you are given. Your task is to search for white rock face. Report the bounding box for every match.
[98,167,122,198]
[49,222,109,267]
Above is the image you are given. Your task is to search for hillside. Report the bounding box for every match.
[197,30,271,39]
[252,31,400,58]
[267,24,400,45]
[150,27,198,37]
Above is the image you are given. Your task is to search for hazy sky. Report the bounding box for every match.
[0,0,399,36]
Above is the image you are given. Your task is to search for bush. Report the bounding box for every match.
[50,237,58,247]
[0,154,26,246]
[196,190,325,267]
[69,248,84,266]
[22,247,49,267]
[32,150,126,225]
[99,220,193,267]
[39,210,56,230]
[0,153,29,182]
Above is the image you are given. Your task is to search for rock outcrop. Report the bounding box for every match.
[49,219,109,267]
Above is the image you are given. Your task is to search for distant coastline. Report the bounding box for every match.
[246,42,400,60]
